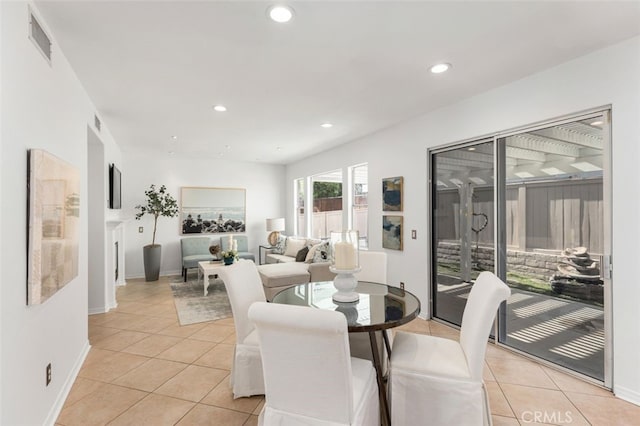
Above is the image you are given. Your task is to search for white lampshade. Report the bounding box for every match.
[266,218,285,246]
[266,218,285,232]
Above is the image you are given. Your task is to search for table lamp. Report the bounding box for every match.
[266,218,285,246]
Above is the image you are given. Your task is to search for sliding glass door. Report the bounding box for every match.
[431,139,495,326]
[430,111,611,384]
[500,114,609,381]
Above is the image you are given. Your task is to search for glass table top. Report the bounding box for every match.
[272,281,421,332]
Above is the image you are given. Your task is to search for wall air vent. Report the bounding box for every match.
[29,9,52,64]
[94,115,102,132]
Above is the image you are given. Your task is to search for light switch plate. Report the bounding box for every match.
[138,227,143,233]
[411,230,417,239]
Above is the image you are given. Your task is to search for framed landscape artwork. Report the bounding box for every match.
[382,176,403,211]
[382,215,403,251]
[27,149,80,305]
[181,187,246,234]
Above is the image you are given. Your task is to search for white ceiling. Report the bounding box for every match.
[35,1,640,165]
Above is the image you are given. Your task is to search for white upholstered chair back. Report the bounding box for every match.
[459,271,511,381]
[248,302,355,424]
[215,260,266,398]
[216,260,266,344]
[355,251,387,284]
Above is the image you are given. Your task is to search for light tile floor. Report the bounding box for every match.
[56,276,640,425]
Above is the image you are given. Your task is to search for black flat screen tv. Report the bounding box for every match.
[109,164,122,209]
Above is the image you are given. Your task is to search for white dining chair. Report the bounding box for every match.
[215,260,266,398]
[248,301,380,426]
[355,250,388,284]
[390,271,511,426]
[351,251,389,365]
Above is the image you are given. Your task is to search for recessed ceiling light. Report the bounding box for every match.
[268,5,294,23]
[430,63,451,74]
[213,105,227,112]
[218,152,224,157]
[467,147,476,151]
[171,135,178,140]
[168,151,175,155]
[276,146,282,151]
[321,123,333,128]
[225,145,231,150]
[590,120,604,127]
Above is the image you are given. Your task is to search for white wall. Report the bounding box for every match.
[0,2,123,424]
[123,150,286,278]
[286,36,640,403]
[87,129,106,312]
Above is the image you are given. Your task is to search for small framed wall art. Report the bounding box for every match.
[382,176,403,211]
[382,215,403,251]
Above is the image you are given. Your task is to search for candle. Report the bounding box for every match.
[233,240,237,252]
[334,241,356,270]
[228,234,233,248]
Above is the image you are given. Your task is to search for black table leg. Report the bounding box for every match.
[369,331,391,426]
[382,330,392,361]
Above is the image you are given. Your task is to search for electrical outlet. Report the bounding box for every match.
[400,282,405,290]
[411,230,417,239]
[138,226,143,233]
[46,363,51,386]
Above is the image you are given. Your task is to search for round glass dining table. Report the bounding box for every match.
[272,280,421,426]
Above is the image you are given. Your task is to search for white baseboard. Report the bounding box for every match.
[44,340,91,426]
[125,269,181,280]
[88,306,109,315]
[614,385,640,406]
[88,301,118,315]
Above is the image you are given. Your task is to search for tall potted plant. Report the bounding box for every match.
[135,184,179,281]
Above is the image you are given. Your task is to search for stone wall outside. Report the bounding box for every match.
[436,241,599,281]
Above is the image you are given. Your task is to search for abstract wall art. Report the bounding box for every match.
[181,187,246,234]
[382,176,403,211]
[382,215,403,251]
[27,149,80,305]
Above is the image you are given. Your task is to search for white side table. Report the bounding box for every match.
[198,260,226,296]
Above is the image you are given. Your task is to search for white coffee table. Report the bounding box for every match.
[198,260,226,296]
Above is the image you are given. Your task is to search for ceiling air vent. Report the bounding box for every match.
[29,10,52,64]
[94,115,102,132]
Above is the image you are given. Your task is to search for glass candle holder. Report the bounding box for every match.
[330,230,359,271]
[330,231,360,302]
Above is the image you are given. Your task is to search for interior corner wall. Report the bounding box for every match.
[87,129,106,313]
[123,150,286,279]
[0,2,123,424]
[286,36,640,403]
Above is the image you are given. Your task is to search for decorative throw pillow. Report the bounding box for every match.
[284,238,307,257]
[312,241,331,263]
[305,241,324,263]
[273,235,287,254]
[295,246,309,262]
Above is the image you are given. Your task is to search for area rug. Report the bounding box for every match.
[170,276,233,325]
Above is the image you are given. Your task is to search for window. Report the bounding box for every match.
[351,164,368,249]
[294,178,306,236]
[311,170,343,238]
